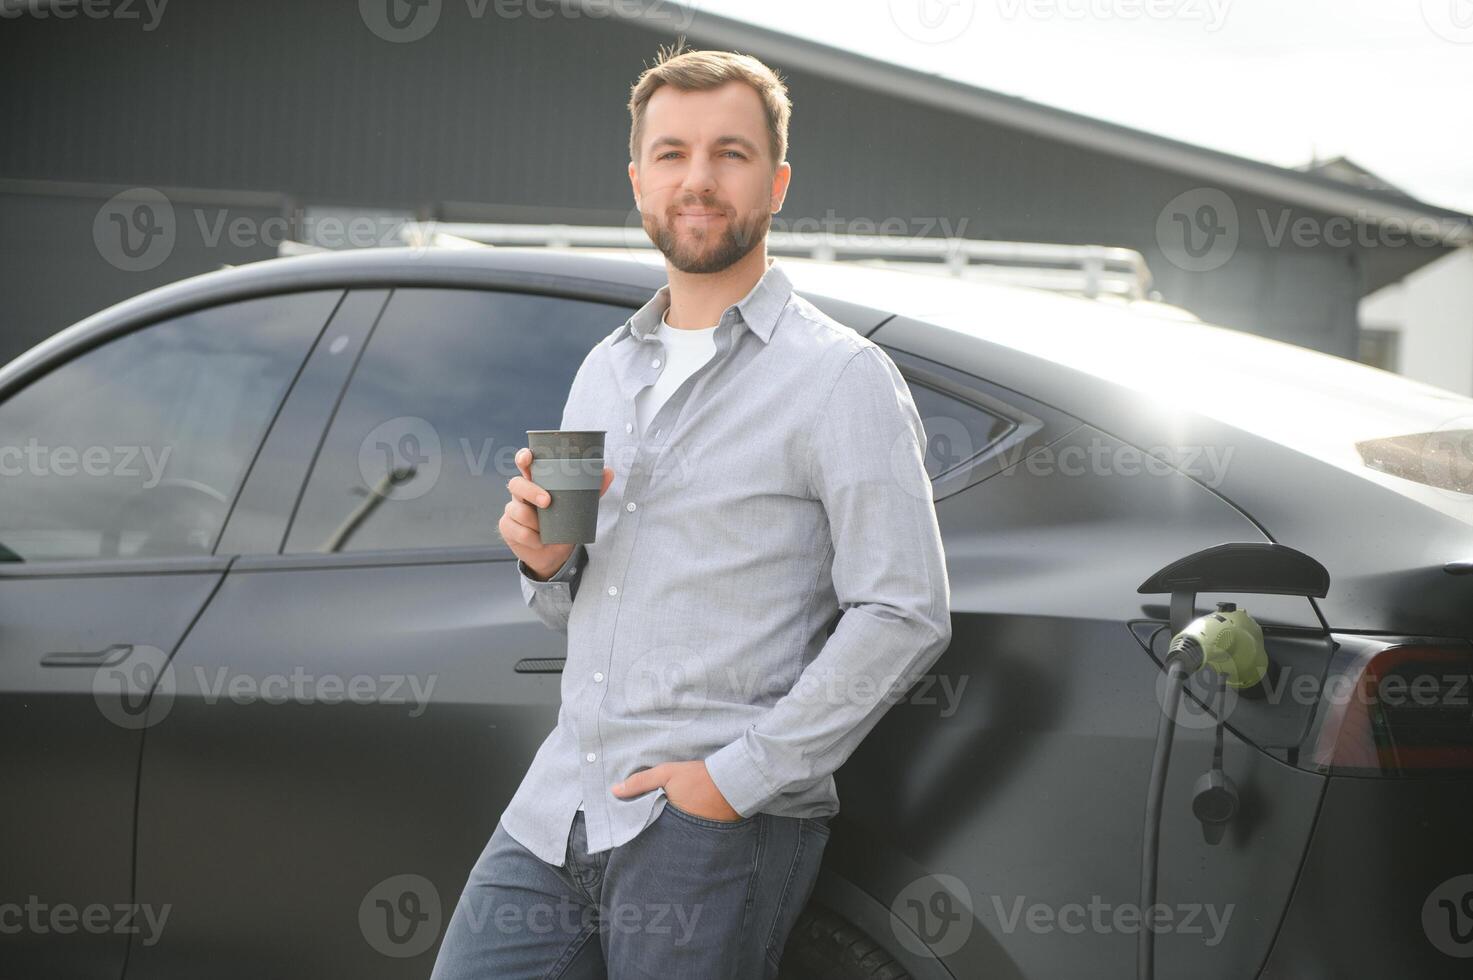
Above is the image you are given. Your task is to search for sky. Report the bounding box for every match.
[691,0,1473,214]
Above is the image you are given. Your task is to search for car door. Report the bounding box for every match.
[0,289,341,978]
[128,285,638,979]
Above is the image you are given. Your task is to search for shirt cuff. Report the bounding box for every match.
[517,547,582,600]
[703,734,779,818]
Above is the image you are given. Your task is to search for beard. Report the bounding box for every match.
[643,200,770,274]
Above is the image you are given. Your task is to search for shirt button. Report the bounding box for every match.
[607,585,618,596]
[593,671,604,682]
[651,358,661,368]
[626,501,636,512]
[625,421,633,434]
[586,752,597,763]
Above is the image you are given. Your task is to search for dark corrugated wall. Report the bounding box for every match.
[1,0,1387,363]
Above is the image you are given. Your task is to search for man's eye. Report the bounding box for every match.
[723,151,746,159]
[658,152,679,160]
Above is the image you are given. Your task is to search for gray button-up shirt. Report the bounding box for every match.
[499,256,952,866]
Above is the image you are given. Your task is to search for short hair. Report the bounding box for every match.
[627,41,791,168]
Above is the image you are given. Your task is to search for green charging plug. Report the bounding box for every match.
[1166,601,1268,691]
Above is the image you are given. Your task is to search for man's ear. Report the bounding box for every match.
[628,160,641,208]
[770,160,792,213]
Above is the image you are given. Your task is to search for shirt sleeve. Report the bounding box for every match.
[517,544,587,635]
[703,344,953,817]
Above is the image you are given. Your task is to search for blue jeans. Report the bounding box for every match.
[429,802,831,979]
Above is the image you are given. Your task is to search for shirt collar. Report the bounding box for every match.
[615,256,791,347]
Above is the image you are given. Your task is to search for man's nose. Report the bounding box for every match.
[679,152,717,196]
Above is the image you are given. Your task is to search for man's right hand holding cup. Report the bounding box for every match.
[502,447,614,581]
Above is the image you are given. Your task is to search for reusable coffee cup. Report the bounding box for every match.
[525,429,606,544]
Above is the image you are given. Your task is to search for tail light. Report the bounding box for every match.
[1305,636,1473,776]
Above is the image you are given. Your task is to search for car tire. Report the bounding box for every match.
[777,904,911,980]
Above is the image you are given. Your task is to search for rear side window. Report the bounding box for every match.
[905,380,1014,479]
[0,291,337,561]
[283,288,631,553]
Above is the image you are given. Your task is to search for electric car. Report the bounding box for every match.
[2,246,1471,979]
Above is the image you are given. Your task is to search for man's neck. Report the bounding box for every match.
[663,245,769,330]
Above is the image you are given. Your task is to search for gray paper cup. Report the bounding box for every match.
[526,429,605,544]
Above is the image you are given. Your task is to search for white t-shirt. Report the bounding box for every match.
[578,309,717,814]
[633,311,720,439]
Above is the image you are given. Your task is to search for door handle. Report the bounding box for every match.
[514,657,566,674]
[40,644,134,667]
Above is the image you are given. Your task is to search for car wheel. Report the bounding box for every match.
[777,904,912,980]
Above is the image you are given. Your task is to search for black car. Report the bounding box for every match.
[3,245,1472,979]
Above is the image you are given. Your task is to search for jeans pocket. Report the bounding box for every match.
[662,795,757,830]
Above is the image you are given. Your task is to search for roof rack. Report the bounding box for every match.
[395,221,1159,302]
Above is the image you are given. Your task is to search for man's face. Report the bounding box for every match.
[629,81,790,274]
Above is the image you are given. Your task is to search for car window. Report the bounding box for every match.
[905,379,1015,478]
[283,288,632,554]
[0,291,339,562]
